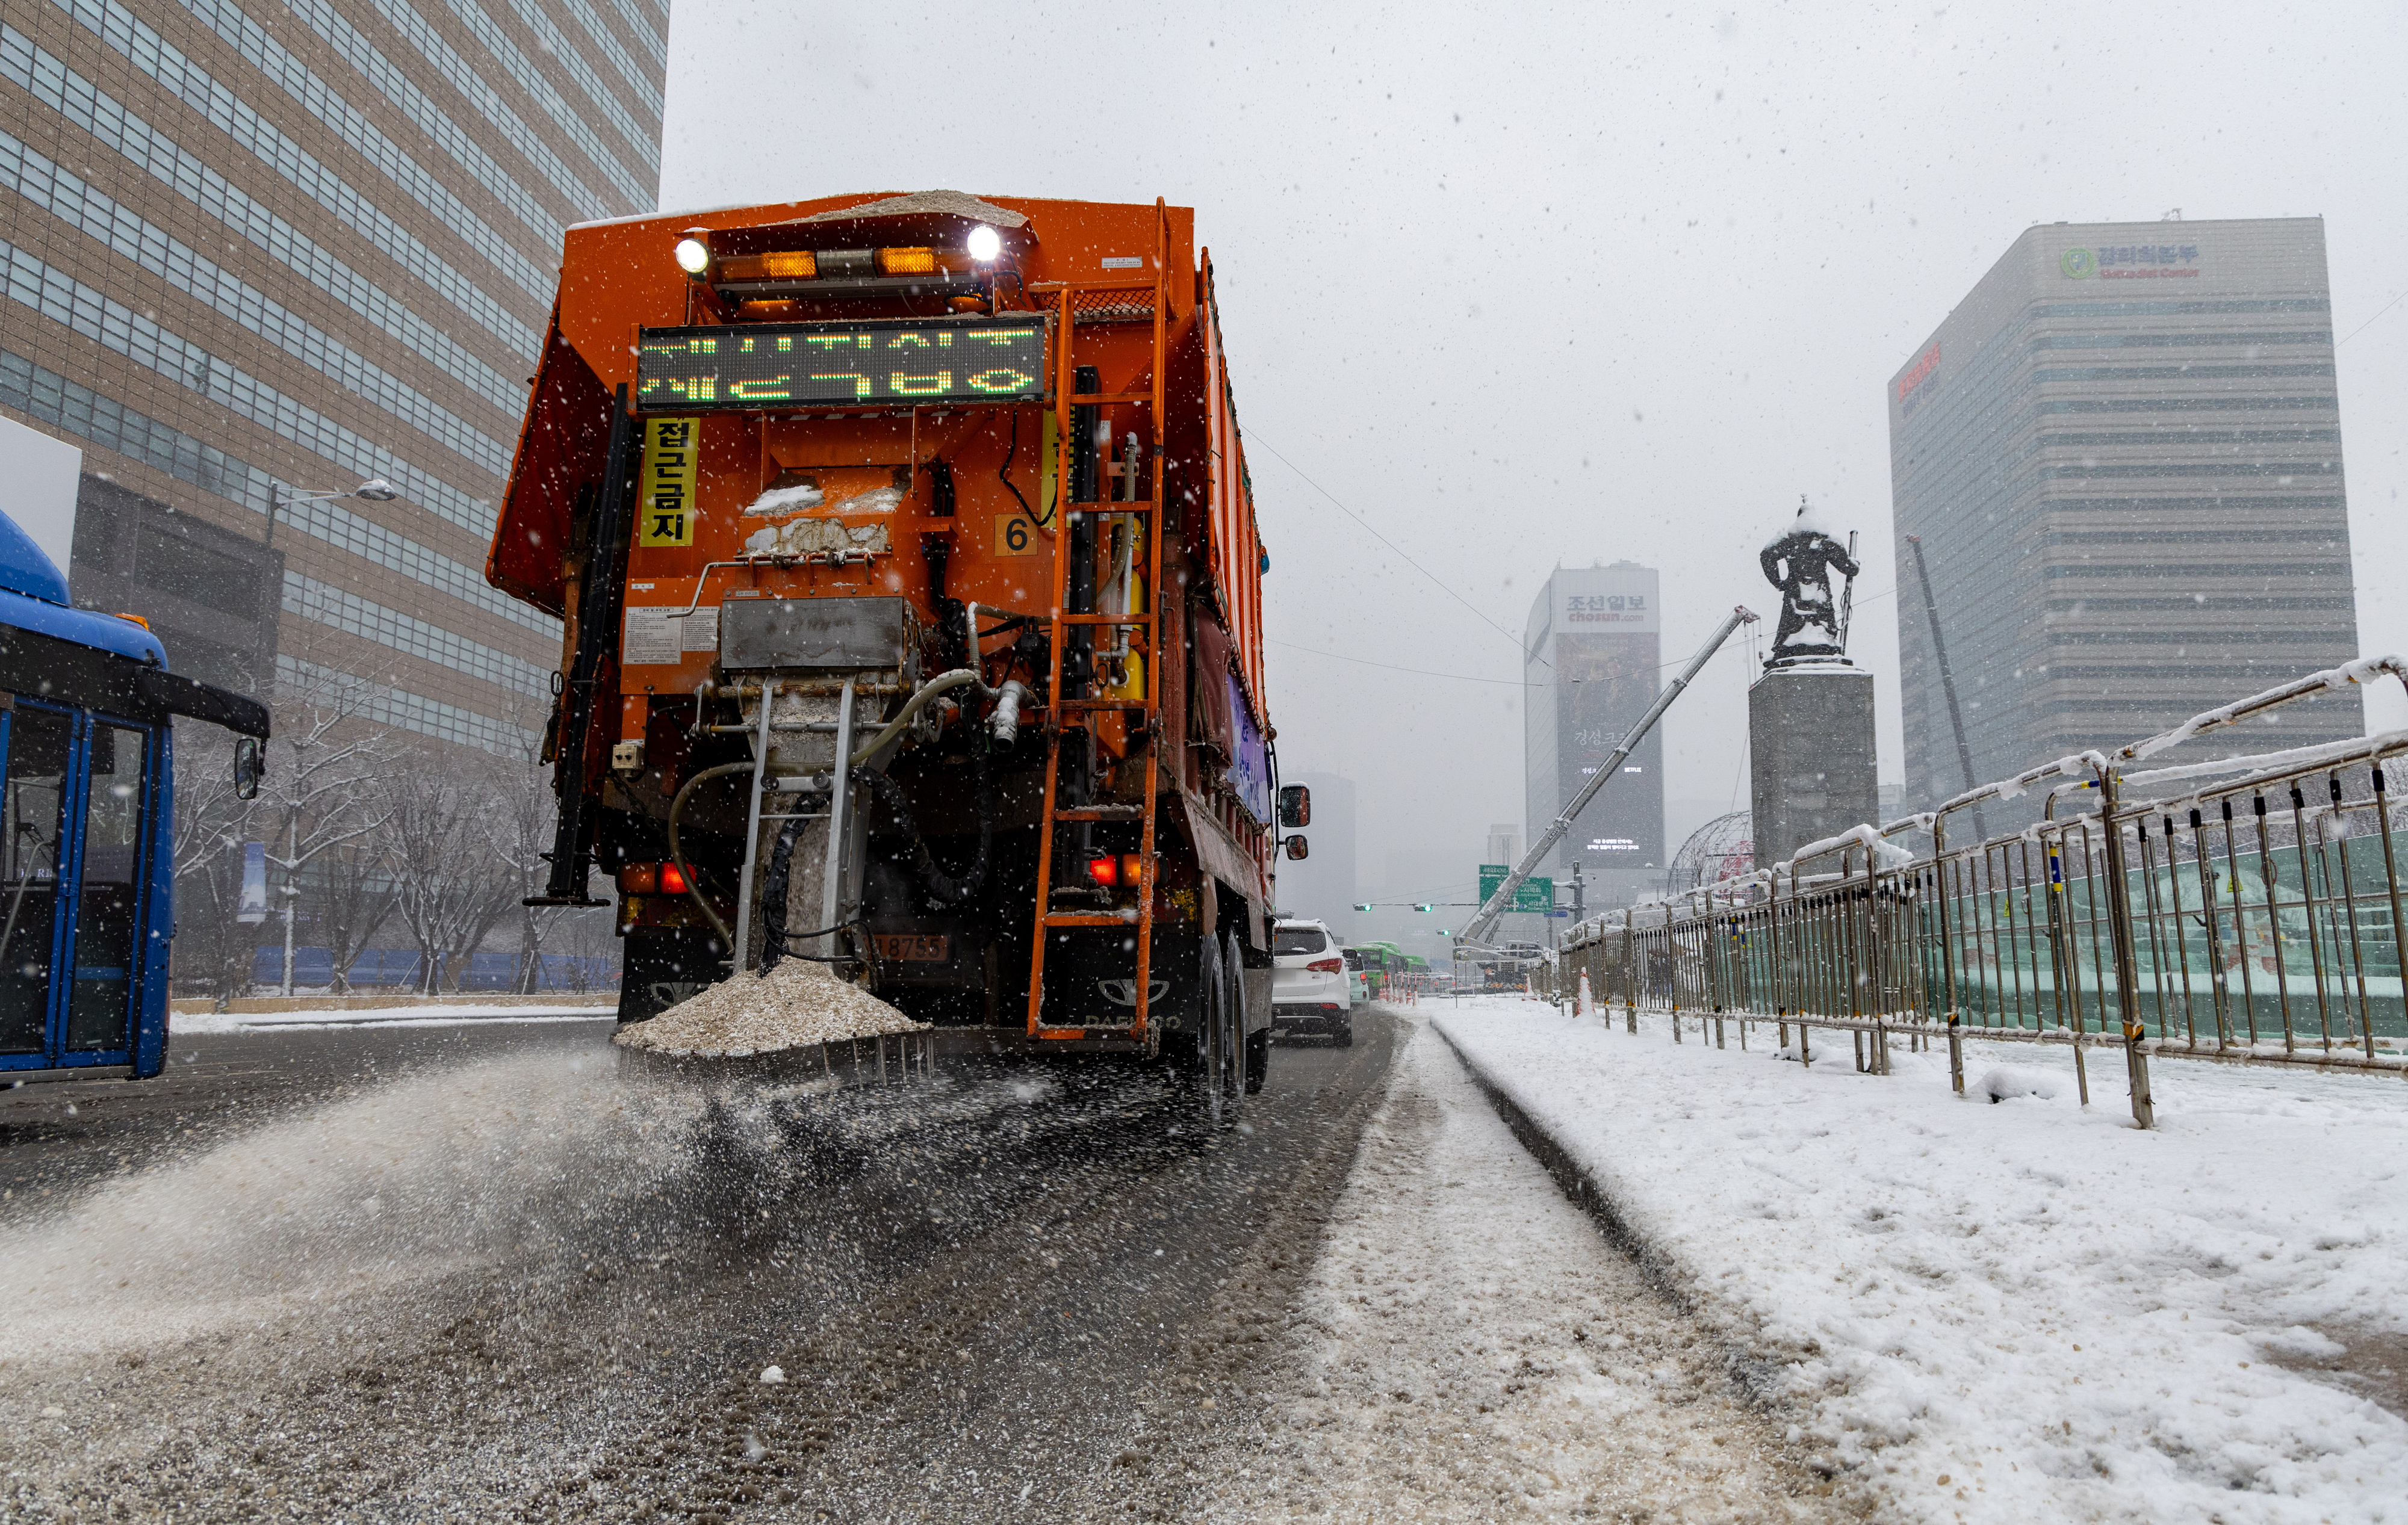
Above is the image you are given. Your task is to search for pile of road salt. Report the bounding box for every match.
[612,958,927,1058]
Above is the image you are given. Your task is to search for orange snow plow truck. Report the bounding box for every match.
[488,190,1297,1104]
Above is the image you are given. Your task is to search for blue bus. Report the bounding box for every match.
[0,508,266,1083]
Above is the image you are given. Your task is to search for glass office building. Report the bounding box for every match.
[1888,218,2359,808]
[0,0,669,746]
[1524,561,1662,905]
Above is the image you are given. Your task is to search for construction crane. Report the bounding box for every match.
[1459,605,1757,947]
[1904,534,1987,841]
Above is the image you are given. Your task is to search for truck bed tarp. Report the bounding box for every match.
[1190,608,1268,825]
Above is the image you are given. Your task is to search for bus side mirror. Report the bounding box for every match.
[1283,835,1310,861]
[234,736,264,801]
[1278,784,1310,827]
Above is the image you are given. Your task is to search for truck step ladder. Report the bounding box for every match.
[1023,200,1173,1042]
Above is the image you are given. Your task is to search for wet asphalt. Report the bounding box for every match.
[1,1010,1403,1522]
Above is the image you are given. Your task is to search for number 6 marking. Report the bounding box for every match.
[996,513,1039,556]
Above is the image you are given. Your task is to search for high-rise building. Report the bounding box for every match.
[1888,218,2359,805]
[1524,562,1663,905]
[0,0,670,747]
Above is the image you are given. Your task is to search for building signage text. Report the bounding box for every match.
[1895,342,1940,404]
[2061,244,2202,280]
[1564,593,1646,623]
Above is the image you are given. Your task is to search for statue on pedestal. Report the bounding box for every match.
[1759,498,1858,669]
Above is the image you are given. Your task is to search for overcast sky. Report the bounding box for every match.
[657,1,2408,900]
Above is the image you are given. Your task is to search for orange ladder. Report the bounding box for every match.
[1023,201,1172,1042]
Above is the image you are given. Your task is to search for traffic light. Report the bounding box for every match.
[1413,903,1435,912]
[1354,903,1374,911]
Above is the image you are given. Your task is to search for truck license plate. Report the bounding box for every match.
[874,933,950,962]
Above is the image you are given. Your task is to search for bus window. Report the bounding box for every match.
[0,707,70,1055]
[67,722,147,1051]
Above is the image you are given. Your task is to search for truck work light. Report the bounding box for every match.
[966,224,1002,262]
[717,250,818,281]
[673,237,711,276]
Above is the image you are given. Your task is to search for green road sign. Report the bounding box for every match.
[1477,864,1554,914]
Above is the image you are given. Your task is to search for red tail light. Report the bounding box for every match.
[1087,855,1120,886]
[624,861,690,896]
[1307,957,1342,973]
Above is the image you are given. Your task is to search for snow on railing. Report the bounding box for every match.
[1549,657,2408,1121]
[2124,654,2408,761]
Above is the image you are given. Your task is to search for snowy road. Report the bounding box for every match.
[2,1008,1839,1521]
[2,1013,1404,1520]
[1193,1010,1835,1523]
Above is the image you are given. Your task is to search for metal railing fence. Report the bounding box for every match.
[1554,657,2408,1127]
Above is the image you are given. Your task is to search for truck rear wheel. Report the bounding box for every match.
[1176,928,1242,1130]
[1216,927,1250,1113]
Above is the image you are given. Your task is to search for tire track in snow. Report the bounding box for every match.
[1198,1013,1847,1523]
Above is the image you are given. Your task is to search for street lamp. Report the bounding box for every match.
[265,477,399,549]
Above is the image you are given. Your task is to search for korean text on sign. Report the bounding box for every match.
[638,416,698,548]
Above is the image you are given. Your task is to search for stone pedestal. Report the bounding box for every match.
[1750,663,1879,870]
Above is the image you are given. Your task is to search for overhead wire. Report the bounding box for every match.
[1247,431,1550,667]
[2339,287,2408,347]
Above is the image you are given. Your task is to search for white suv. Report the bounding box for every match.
[1270,918,1352,1046]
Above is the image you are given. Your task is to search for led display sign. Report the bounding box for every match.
[636,318,1048,411]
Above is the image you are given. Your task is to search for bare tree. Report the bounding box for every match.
[254,655,403,994]
[377,745,523,994]
[314,838,398,995]
[486,699,576,993]
[548,906,621,993]
[169,727,262,1002]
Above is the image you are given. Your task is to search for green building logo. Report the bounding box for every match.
[2060,247,2097,279]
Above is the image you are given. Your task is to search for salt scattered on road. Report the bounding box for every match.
[1437,996,2408,1524]
[612,958,925,1057]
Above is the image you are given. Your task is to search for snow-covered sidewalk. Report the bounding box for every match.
[1435,995,2408,1524]
[171,1003,611,1034]
[1209,1013,1826,1522]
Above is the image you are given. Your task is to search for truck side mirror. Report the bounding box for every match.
[1283,835,1310,861]
[1278,784,1311,827]
[233,736,264,801]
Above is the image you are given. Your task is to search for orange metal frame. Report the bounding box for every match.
[1022,201,1173,1042]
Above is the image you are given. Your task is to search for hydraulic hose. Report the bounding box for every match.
[759,817,860,972]
[672,668,1004,961]
[665,759,754,948]
[845,667,996,770]
[860,737,994,906]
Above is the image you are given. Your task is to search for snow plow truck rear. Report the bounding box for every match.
[488,190,1293,1106]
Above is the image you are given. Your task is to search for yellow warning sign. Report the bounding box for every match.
[637,416,698,547]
